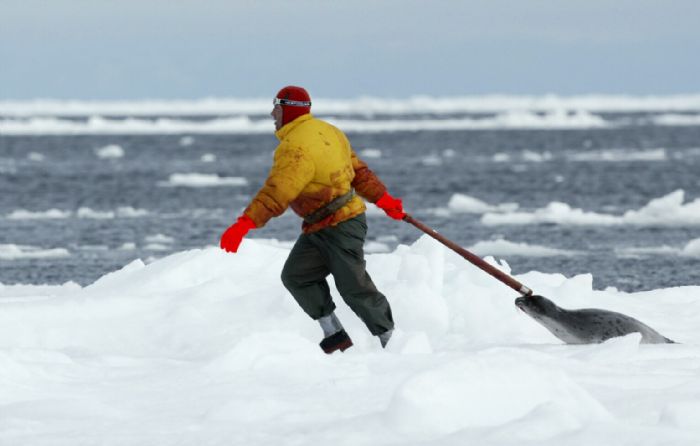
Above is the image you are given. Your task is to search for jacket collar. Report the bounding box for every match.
[275,113,313,140]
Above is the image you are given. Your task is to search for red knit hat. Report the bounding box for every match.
[275,86,311,126]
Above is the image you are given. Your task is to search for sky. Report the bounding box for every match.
[1,0,699,100]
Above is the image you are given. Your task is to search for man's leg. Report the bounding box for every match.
[281,234,353,353]
[281,233,334,319]
[309,214,394,338]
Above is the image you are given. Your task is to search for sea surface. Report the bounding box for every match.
[2,99,700,291]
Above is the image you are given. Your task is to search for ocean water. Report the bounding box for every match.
[2,99,700,291]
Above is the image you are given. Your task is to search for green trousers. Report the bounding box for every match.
[281,214,394,336]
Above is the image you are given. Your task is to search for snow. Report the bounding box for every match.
[4,95,700,135]
[4,207,148,220]
[493,152,511,162]
[95,144,125,159]
[114,207,150,218]
[489,148,668,164]
[1,236,699,444]
[349,109,611,132]
[27,152,45,161]
[522,150,553,162]
[179,136,195,146]
[482,190,700,226]
[0,244,70,260]
[0,111,610,135]
[448,193,519,214]
[652,113,700,126]
[359,148,382,158]
[364,241,391,253]
[469,238,578,257]
[145,234,175,244]
[386,353,610,436]
[76,207,150,219]
[159,173,249,188]
[681,238,700,257]
[0,116,273,135]
[4,94,700,117]
[617,238,700,258]
[6,209,72,220]
[421,153,443,166]
[6,110,700,136]
[568,148,668,162]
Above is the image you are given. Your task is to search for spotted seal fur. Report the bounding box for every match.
[515,295,674,344]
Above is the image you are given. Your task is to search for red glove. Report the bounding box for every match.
[220,214,257,253]
[375,191,406,220]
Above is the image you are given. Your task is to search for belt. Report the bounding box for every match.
[303,190,355,224]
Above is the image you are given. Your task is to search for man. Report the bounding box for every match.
[220,86,406,354]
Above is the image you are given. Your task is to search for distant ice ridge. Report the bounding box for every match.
[0,116,273,135]
[448,194,519,214]
[95,144,124,159]
[617,238,700,258]
[427,193,517,217]
[6,209,72,220]
[482,190,700,226]
[469,239,579,257]
[0,110,608,135]
[652,113,700,126]
[0,237,699,444]
[568,148,668,162]
[0,244,69,260]
[327,110,608,132]
[360,148,382,158]
[28,152,45,161]
[3,94,700,117]
[491,148,669,163]
[5,207,149,220]
[158,173,249,187]
[439,190,700,227]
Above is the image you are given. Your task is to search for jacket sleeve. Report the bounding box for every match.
[244,144,315,228]
[350,149,387,203]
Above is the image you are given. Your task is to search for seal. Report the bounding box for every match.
[515,295,674,344]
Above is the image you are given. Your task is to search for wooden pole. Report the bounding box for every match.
[403,214,533,297]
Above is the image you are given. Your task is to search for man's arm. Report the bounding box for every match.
[220,145,314,253]
[350,150,387,203]
[245,145,315,228]
[349,148,406,220]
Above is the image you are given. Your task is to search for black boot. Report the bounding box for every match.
[320,329,353,354]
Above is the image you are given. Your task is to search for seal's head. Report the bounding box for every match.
[515,295,560,321]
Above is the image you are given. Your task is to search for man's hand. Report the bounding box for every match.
[220,215,257,253]
[375,191,406,220]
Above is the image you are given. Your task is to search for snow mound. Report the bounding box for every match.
[387,352,610,437]
[1,237,699,444]
[483,190,700,226]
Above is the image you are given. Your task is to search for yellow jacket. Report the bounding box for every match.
[244,114,387,233]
